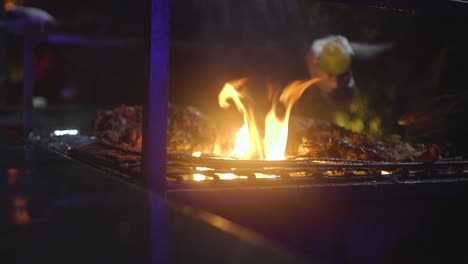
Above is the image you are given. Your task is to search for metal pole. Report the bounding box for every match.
[0,0,6,104]
[144,0,170,263]
[23,35,35,137]
[145,0,170,198]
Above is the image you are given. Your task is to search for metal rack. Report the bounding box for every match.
[62,141,468,188]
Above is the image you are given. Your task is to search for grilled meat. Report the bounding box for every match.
[94,104,217,153]
[298,121,438,162]
[94,105,143,152]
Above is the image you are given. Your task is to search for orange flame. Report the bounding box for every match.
[265,78,321,160]
[218,78,321,160]
[218,79,264,160]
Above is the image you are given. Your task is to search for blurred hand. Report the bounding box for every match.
[307,49,343,93]
[307,35,354,93]
[307,35,392,104]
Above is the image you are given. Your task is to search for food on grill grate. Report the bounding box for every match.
[94,105,143,152]
[94,104,217,152]
[166,104,218,152]
[298,121,440,162]
[94,105,440,162]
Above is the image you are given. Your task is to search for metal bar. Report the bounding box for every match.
[145,0,170,198]
[145,0,171,264]
[171,155,468,169]
[44,34,142,48]
[23,35,35,137]
[62,141,468,190]
[0,0,6,104]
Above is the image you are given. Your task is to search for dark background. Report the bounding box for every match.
[1,0,468,144]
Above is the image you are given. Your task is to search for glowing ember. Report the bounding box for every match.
[196,167,213,171]
[216,173,237,180]
[193,167,251,181]
[218,78,321,160]
[193,174,207,181]
[254,173,278,179]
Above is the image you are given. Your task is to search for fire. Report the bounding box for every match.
[218,78,321,160]
[218,79,263,159]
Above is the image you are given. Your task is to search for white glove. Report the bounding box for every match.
[307,35,392,93]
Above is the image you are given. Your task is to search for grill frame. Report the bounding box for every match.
[50,137,468,190]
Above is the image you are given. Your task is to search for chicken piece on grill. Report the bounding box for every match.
[94,105,143,151]
[166,104,218,152]
[298,121,439,162]
[93,104,217,153]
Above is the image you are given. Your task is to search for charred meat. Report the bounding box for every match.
[298,121,439,162]
[93,104,217,153]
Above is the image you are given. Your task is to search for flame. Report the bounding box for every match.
[265,79,321,160]
[218,79,263,159]
[264,107,288,160]
[219,78,321,160]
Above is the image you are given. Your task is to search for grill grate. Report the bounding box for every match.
[62,142,468,189]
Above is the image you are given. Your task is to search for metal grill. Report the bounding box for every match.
[55,138,468,189]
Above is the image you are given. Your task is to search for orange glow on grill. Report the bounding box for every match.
[193,174,207,181]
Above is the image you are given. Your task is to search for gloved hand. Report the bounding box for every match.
[307,35,392,103]
[307,35,354,94]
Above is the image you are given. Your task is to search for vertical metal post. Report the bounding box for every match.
[145,0,170,197]
[0,0,6,104]
[144,0,170,263]
[23,35,35,137]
